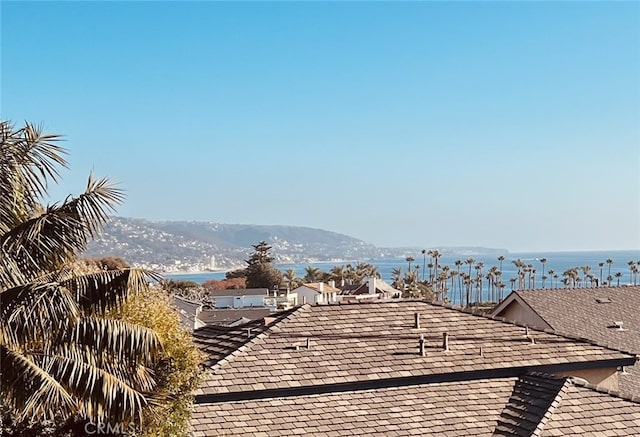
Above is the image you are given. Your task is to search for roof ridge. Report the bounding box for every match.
[528,373,571,437]
[568,375,640,404]
[208,304,311,373]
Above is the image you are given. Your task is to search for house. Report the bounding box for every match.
[173,292,274,329]
[491,285,640,397]
[339,276,402,302]
[208,288,269,308]
[190,300,640,435]
[293,281,340,304]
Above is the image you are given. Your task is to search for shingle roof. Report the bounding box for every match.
[497,287,640,353]
[540,378,640,436]
[191,301,639,436]
[492,286,640,396]
[197,307,271,326]
[198,301,633,397]
[494,374,567,436]
[193,307,299,367]
[191,374,640,436]
[192,377,518,437]
[172,295,200,330]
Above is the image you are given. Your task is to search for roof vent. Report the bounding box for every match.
[596,297,612,304]
[608,321,625,330]
[418,334,426,357]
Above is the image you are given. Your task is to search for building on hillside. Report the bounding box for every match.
[491,285,640,397]
[339,277,402,302]
[293,281,340,304]
[190,300,639,435]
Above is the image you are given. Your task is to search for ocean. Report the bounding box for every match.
[165,250,640,305]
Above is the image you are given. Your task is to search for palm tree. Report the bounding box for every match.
[606,259,614,284]
[1,121,161,426]
[598,262,605,286]
[432,250,442,290]
[628,261,636,286]
[283,269,301,291]
[615,272,623,286]
[454,260,463,301]
[406,256,415,273]
[391,267,403,290]
[421,249,427,281]
[539,258,547,288]
[303,266,322,282]
[498,256,505,274]
[546,269,555,288]
[512,259,525,290]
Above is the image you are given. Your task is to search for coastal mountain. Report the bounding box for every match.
[84,217,507,272]
[84,217,381,272]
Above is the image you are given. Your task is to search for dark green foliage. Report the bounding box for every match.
[244,241,282,289]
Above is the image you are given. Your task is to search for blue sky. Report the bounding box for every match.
[2,1,639,252]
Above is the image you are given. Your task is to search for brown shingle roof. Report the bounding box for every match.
[191,301,640,436]
[191,374,640,436]
[197,307,271,326]
[198,301,633,397]
[193,307,299,367]
[192,377,518,437]
[497,287,640,353]
[493,286,640,396]
[540,378,640,435]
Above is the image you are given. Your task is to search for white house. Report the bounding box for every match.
[293,281,341,304]
[339,277,402,302]
[209,288,269,309]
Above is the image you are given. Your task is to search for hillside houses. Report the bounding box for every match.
[189,300,640,435]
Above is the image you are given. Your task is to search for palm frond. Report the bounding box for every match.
[34,352,156,424]
[47,342,157,392]
[61,268,161,314]
[57,317,162,367]
[1,282,79,347]
[0,344,77,422]
[0,121,67,233]
[0,177,124,286]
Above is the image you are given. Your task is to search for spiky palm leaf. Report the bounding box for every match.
[1,120,163,427]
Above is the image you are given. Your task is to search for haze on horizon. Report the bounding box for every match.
[2,2,639,253]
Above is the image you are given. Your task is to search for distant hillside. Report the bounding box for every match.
[84,217,381,272]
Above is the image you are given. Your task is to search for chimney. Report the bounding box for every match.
[318,282,324,292]
[369,277,376,295]
[414,312,421,329]
[328,280,335,288]
[419,334,426,356]
[442,332,449,351]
